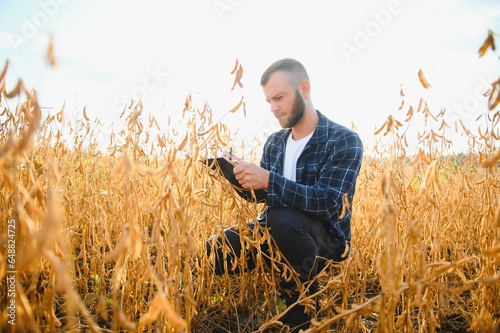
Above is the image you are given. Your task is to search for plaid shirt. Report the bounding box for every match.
[261,110,364,241]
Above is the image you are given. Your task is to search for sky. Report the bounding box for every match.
[0,0,499,156]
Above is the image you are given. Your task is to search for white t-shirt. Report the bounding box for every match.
[283,132,314,181]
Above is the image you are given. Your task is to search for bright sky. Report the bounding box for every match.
[1,0,499,155]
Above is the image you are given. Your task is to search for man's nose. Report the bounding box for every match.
[270,101,279,113]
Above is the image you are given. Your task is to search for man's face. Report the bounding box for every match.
[263,71,306,129]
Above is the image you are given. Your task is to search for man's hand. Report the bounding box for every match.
[233,162,270,190]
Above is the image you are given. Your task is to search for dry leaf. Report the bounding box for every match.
[83,105,89,121]
[230,58,239,74]
[0,78,4,103]
[104,224,130,262]
[183,94,193,112]
[5,78,25,98]
[404,105,414,122]
[229,96,244,113]
[46,35,57,68]
[176,132,188,150]
[373,120,387,136]
[418,68,431,89]
[479,148,500,167]
[478,29,495,58]
[0,59,8,82]
[374,115,402,136]
[56,104,64,123]
[459,119,471,136]
[339,193,350,220]
[398,99,404,110]
[157,134,166,148]
[231,63,244,91]
[416,97,424,113]
[488,79,500,111]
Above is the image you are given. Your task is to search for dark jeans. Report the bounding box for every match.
[206,207,348,326]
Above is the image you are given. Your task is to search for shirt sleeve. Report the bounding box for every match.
[266,131,363,222]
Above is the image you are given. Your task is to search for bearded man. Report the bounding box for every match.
[206,58,364,330]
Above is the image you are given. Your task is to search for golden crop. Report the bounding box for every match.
[0,57,499,333]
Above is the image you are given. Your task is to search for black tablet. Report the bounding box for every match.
[202,157,267,203]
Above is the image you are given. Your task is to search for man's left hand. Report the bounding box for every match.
[233,162,270,190]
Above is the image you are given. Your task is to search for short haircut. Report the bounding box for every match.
[260,58,310,87]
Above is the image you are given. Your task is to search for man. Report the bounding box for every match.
[206,58,364,330]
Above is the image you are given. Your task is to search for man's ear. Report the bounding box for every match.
[299,80,311,99]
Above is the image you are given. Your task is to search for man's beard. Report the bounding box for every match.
[281,89,305,129]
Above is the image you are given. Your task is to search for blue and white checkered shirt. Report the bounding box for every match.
[261,110,364,242]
